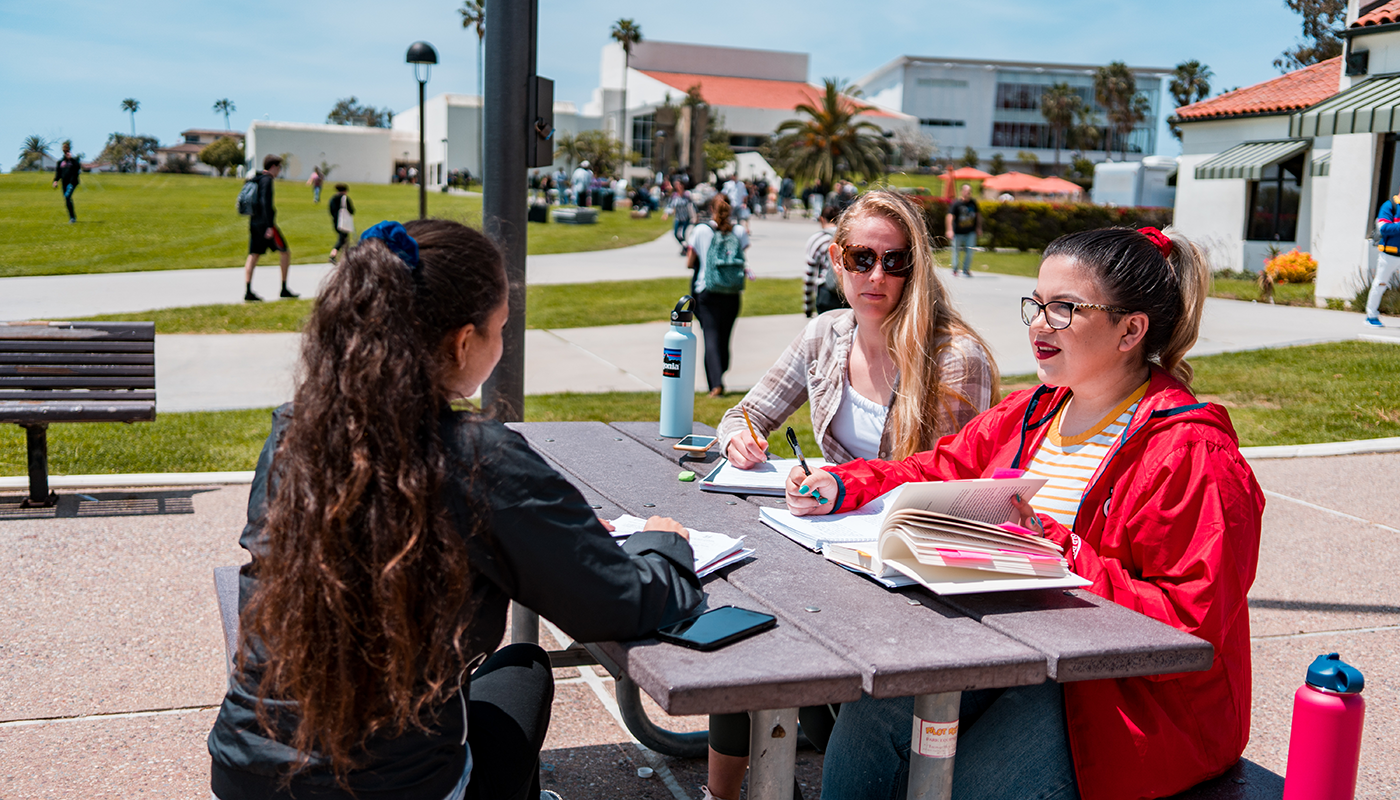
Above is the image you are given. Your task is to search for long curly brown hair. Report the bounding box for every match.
[241,219,507,779]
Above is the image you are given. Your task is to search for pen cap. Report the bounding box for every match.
[671,295,693,326]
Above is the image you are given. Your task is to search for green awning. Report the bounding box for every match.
[1311,149,1331,177]
[1193,139,1311,180]
[1291,74,1400,137]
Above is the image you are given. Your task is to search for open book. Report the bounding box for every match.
[760,479,1091,595]
[700,457,831,497]
[609,515,754,577]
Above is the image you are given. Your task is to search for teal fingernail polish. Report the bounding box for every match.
[799,486,809,495]
[819,497,828,505]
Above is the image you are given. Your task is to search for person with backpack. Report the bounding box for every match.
[52,140,82,223]
[667,190,695,256]
[241,154,297,302]
[327,184,354,264]
[686,195,750,397]
[803,201,848,317]
[701,191,998,800]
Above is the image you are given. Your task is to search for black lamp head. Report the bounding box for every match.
[406,41,438,65]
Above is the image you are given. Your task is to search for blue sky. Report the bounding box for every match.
[5,0,1308,166]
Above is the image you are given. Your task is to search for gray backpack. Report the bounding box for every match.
[236,178,259,216]
[704,228,747,294]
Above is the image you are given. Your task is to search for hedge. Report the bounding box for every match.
[914,198,1174,252]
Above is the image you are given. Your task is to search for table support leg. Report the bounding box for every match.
[747,707,798,800]
[510,601,539,646]
[907,691,961,800]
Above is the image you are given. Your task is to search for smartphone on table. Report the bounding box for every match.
[655,605,777,651]
[673,434,718,453]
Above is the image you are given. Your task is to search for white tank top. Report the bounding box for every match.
[829,375,888,461]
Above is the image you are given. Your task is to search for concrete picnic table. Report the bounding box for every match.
[509,421,1214,800]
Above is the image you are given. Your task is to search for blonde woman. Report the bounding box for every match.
[702,191,998,800]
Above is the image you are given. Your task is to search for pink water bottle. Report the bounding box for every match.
[1282,652,1365,800]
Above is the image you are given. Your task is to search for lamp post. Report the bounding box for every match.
[407,41,438,219]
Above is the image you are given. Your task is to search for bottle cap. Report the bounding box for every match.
[671,295,693,325]
[1305,652,1365,694]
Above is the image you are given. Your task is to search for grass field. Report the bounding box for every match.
[3,341,1395,476]
[0,171,669,277]
[79,277,806,332]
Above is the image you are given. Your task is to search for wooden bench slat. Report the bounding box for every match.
[0,322,154,342]
[0,353,154,365]
[0,376,156,389]
[0,341,154,354]
[0,365,155,377]
[0,391,156,402]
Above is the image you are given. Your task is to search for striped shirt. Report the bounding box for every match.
[1026,382,1148,529]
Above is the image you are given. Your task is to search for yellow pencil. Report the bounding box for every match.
[741,407,760,446]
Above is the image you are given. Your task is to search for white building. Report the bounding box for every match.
[854,56,1170,171]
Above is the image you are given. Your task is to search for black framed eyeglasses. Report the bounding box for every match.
[1020,297,1134,330]
[837,244,914,277]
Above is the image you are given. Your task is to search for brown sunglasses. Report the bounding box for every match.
[836,244,914,277]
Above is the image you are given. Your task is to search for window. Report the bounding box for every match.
[920,119,965,127]
[184,134,200,144]
[1375,134,1400,228]
[729,135,767,151]
[916,78,969,88]
[996,83,1042,110]
[992,122,1053,149]
[631,113,655,161]
[1246,155,1304,241]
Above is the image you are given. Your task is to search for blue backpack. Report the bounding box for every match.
[703,227,746,294]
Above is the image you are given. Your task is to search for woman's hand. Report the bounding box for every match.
[726,431,769,469]
[597,517,615,533]
[785,467,838,516]
[1009,493,1046,537]
[645,516,690,541]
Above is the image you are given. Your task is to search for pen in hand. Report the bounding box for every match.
[786,427,826,504]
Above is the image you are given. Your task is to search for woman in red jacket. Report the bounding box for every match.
[789,227,1264,800]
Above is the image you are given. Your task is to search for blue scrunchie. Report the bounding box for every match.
[360,221,420,272]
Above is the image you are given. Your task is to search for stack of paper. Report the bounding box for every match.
[700,457,830,497]
[608,515,754,577]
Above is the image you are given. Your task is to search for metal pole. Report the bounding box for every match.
[481,0,532,423]
[22,424,51,507]
[907,691,961,800]
[747,707,799,800]
[418,79,427,220]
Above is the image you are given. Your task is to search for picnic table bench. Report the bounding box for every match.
[0,321,156,507]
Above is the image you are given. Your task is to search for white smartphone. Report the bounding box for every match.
[673,434,718,453]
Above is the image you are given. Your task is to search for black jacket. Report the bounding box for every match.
[328,193,354,220]
[54,154,81,187]
[251,172,276,228]
[208,406,703,800]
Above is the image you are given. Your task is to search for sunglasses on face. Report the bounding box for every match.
[836,244,914,277]
[1020,297,1134,331]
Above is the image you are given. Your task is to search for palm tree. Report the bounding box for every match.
[553,131,583,172]
[1040,83,1083,176]
[459,0,485,181]
[18,135,51,171]
[1168,61,1213,139]
[610,18,643,147]
[1093,62,1145,161]
[121,98,140,136]
[775,79,889,186]
[1068,105,1103,156]
[213,98,236,131]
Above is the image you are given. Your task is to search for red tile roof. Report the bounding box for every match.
[1354,0,1400,27]
[1173,57,1341,122]
[636,70,900,118]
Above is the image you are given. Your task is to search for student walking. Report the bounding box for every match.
[52,141,81,223]
[1369,192,1400,326]
[668,190,695,256]
[327,184,354,264]
[803,202,848,318]
[243,154,297,302]
[946,183,982,277]
[687,196,750,397]
[308,168,323,203]
[207,218,702,800]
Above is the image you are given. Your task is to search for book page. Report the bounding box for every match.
[702,457,831,493]
[759,486,905,547]
[887,478,1047,525]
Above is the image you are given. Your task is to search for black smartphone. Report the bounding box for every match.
[655,605,777,651]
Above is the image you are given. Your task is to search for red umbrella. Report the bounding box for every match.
[942,166,994,181]
[1036,176,1084,196]
[982,171,1045,193]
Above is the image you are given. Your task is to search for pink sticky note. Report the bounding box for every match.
[990,468,1025,480]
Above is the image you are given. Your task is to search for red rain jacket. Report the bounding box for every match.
[825,369,1263,800]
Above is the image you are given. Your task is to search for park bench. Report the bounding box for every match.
[0,321,156,507]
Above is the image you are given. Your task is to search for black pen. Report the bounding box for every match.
[786,427,810,476]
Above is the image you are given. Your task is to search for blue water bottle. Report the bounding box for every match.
[660,295,697,438]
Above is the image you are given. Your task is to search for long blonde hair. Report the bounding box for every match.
[833,191,999,459]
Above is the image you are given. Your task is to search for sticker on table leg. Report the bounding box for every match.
[912,716,959,758]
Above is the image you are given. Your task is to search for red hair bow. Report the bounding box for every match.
[1137,227,1172,258]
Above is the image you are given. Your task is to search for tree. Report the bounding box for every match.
[959,146,980,169]
[98,132,158,172]
[988,153,1007,175]
[704,113,736,176]
[213,98,236,130]
[891,127,937,167]
[158,154,196,173]
[773,79,889,186]
[571,129,633,176]
[553,130,584,172]
[1069,105,1103,155]
[15,134,51,171]
[316,160,336,179]
[1168,61,1213,139]
[1276,0,1345,72]
[327,97,392,128]
[121,98,140,136]
[458,0,485,184]
[1040,82,1083,174]
[1094,62,1147,160]
[199,135,245,176]
[610,18,643,144]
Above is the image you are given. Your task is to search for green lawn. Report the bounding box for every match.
[3,342,1396,477]
[77,277,806,333]
[0,172,669,277]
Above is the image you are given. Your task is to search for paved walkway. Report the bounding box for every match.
[4,215,1398,411]
[1,454,1395,797]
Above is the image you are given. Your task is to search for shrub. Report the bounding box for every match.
[914,198,1173,251]
[157,154,196,174]
[1264,248,1317,283]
